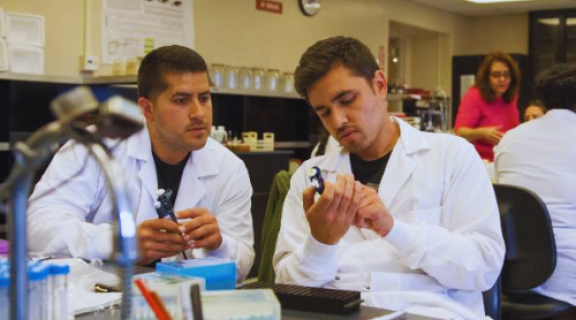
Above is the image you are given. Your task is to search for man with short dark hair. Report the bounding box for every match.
[28,46,255,279]
[495,64,576,306]
[273,37,505,318]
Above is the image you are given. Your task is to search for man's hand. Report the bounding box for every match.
[136,219,186,265]
[481,125,504,145]
[177,208,223,251]
[303,174,362,245]
[355,186,394,237]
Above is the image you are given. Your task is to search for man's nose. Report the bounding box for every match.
[189,99,205,119]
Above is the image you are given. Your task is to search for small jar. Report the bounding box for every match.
[238,67,252,91]
[224,65,239,90]
[210,64,224,88]
[265,69,280,92]
[251,68,265,91]
[281,72,295,93]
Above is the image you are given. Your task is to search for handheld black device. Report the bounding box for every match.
[155,189,188,260]
[308,166,325,195]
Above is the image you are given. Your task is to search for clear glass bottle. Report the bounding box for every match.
[251,68,265,91]
[210,64,224,88]
[224,65,238,90]
[265,69,280,92]
[281,72,295,93]
[238,67,252,91]
[50,264,69,320]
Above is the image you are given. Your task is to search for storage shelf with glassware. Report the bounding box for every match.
[0,72,317,184]
[387,89,451,133]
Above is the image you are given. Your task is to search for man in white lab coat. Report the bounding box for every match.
[27,46,254,279]
[273,37,505,319]
[495,64,576,306]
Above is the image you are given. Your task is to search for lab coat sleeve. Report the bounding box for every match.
[196,160,255,281]
[385,141,505,291]
[27,141,113,259]
[273,165,340,286]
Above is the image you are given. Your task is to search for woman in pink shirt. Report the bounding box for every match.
[455,52,520,161]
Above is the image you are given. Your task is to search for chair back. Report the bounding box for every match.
[493,183,556,291]
[483,275,501,320]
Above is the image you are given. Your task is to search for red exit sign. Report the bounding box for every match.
[256,0,283,14]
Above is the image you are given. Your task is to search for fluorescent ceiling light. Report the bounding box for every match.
[466,0,534,3]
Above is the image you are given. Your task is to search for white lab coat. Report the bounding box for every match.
[495,109,576,306]
[27,126,255,280]
[274,117,505,319]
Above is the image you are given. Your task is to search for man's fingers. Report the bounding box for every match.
[176,207,209,219]
[338,174,355,213]
[181,215,216,233]
[348,181,363,219]
[193,234,221,250]
[188,224,218,241]
[303,186,316,212]
[141,219,181,233]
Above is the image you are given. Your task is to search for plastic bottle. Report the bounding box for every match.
[50,264,69,320]
[217,126,227,144]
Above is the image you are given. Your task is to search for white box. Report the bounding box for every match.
[0,39,7,71]
[6,12,45,46]
[8,45,44,74]
[0,8,6,38]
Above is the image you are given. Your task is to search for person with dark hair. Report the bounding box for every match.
[455,52,521,161]
[274,36,504,318]
[523,99,547,122]
[27,45,255,279]
[495,64,576,306]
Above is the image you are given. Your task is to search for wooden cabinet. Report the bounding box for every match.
[530,9,576,79]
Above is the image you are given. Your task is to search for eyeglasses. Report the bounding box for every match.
[490,71,511,79]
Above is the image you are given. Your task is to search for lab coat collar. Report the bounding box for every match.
[126,124,219,210]
[317,117,431,205]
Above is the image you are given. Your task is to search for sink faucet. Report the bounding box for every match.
[0,87,142,320]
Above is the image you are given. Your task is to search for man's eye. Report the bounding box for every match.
[341,96,355,105]
[174,98,187,104]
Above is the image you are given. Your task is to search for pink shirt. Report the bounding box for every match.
[455,86,519,161]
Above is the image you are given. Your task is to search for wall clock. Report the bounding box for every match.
[299,0,321,17]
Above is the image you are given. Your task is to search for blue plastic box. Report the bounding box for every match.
[156,257,236,291]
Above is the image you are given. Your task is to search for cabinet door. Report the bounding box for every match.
[565,15,576,64]
[531,13,562,77]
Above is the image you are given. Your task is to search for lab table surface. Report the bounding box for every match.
[77,304,439,320]
[77,265,440,320]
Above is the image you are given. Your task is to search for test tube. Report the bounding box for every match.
[28,263,48,320]
[50,264,69,320]
[0,269,9,320]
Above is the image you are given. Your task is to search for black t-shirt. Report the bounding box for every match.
[350,152,392,190]
[152,151,190,207]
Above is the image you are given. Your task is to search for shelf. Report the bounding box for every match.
[0,72,82,84]
[111,84,304,100]
[211,87,303,100]
[275,141,311,149]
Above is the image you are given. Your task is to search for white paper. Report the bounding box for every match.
[460,75,475,99]
[102,0,194,64]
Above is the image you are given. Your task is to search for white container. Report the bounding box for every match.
[6,12,45,46]
[8,45,44,74]
[0,8,6,38]
[0,39,7,71]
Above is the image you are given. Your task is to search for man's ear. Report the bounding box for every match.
[372,70,388,98]
[138,97,154,122]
